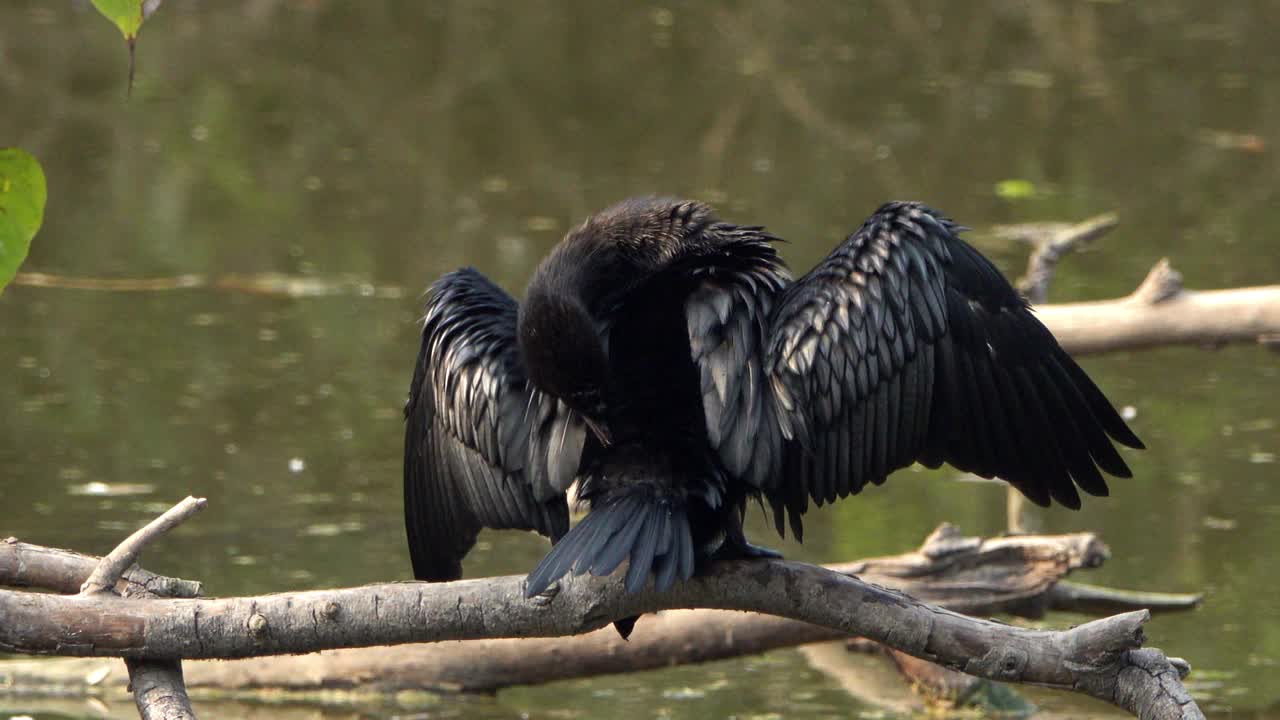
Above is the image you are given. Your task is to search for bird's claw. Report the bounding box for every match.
[710,538,784,563]
[528,580,560,606]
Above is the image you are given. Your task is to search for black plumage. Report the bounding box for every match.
[403,197,1143,607]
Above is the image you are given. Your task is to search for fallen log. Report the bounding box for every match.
[1037,259,1280,355]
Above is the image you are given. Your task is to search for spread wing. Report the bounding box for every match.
[686,203,1143,543]
[763,202,1143,539]
[404,268,578,582]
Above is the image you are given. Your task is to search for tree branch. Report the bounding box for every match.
[0,537,202,598]
[77,498,206,720]
[124,659,194,720]
[13,524,1187,702]
[80,496,207,596]
[0,547,1200,719]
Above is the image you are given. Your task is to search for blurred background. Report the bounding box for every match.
[1,1,1278,718]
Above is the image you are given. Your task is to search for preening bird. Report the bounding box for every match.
[403,197,1143,611]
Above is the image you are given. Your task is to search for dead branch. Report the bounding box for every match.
[1003,211,1121,304]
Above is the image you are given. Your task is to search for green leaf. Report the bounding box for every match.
[91,0,159,95]
[995,178,1038,200]
[91,0,144,42]
[0,148,47,294]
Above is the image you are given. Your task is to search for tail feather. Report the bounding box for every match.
[524,492,694,598]
[651,507,688,592]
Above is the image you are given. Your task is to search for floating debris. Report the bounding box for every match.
[1199,129,1266,153]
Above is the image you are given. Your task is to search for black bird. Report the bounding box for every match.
[403,197,1143,611]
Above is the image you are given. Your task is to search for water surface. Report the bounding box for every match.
[2,2,1278,717]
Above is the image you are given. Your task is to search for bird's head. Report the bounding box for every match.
[518,197,724,445]
[518,285,613,445]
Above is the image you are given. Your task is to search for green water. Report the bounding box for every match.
[2,2,1278,717]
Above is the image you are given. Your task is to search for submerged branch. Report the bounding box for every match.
[1049,580,1203,615]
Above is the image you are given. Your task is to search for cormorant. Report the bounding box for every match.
[403,197,1143,615]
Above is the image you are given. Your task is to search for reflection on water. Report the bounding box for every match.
[2,1,1278,717]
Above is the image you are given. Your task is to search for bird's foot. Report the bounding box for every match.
[710,537,784,563]
[527,580,560,606]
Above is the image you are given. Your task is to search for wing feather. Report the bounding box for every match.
[404,268,573,582]
[684,233,791,488]
[759,202,1142,529]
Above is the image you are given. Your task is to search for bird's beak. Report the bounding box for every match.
[583,414,613,447]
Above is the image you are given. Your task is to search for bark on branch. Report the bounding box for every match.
[0,533,1201,720]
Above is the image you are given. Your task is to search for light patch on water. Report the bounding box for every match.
[301,521,365,537]
[68,481,156,497]
[292,492,334,505]
[661,687,706,700]
[59,466,86,480]
[1249,451,1275,464]
[289,457,306,473]
[525,216,559,232]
